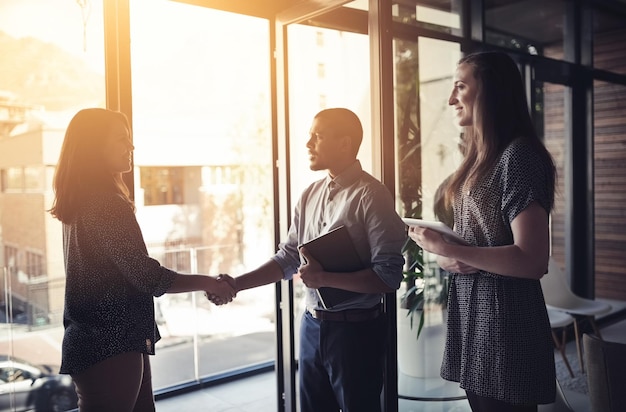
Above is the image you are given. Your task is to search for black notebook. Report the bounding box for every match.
[299,225,365,309]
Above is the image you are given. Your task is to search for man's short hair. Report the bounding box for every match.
[314,108,363,154]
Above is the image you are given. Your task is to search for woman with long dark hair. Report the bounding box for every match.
[409,52,557,411]
[50,108,235,411]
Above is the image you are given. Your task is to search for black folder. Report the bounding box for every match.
[299,225,365,309]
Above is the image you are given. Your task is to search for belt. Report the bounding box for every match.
[308,304,383,322]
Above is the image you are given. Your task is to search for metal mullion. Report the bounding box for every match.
[103,0,134,196]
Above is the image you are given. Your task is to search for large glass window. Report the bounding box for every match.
[140,166,187,206]
[391,0,463,36]
[593,8,626,74]
[0,1,105,410]
[128,0,276,390]
[393,35,467,407]
[485,0,567,61]
[286,23,371,360]
[539,82,569,265]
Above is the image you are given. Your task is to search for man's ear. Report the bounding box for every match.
[339,134,353,155]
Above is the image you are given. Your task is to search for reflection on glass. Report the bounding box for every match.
[128,0,275,390]
[344,0,368,11]
[485,0,566,60]
[392,0,462,35]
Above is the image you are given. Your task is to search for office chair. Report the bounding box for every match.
[547,308,575,378]
[540,258,611,373]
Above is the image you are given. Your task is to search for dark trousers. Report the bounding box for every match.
[466,390,538,412]
[71,351,155,412]
[299,311,387,412]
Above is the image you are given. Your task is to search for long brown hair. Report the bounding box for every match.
[49,108,133,223]
[445,51,556,211]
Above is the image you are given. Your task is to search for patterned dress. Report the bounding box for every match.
[440,139,557,405]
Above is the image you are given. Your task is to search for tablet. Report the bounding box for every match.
[402,218,468,245]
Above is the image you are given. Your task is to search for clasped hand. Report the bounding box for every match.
[205,274,237,305]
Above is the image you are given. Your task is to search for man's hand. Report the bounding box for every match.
[217,274,237,291]
[297,247,326,289]
[205,274,236,305]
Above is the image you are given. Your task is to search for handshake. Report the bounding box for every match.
[205,274,237,306]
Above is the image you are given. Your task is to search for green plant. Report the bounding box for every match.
[394,38,426,341]
[400,230,426,340]
[400,232,451,341]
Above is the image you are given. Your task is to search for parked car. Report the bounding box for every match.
[0,355,77,412]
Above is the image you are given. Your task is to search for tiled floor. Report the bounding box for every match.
[156,299,626,412]
[156,372,277,411]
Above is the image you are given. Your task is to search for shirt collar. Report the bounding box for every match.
[325,160,362,189]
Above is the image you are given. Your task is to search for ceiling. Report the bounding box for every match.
[174,0,626,45]
[173,0,351,21]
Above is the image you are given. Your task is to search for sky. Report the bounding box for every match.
[0,0,272,156]
[0,0,105,73]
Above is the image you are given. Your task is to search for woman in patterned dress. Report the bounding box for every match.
[408,51,557,411]
[50,108,236,411]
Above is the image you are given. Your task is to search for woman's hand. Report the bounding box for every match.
[205,275,236,305]
[408,226,447,255]
[409,227,478,274]
[436,255,478,274]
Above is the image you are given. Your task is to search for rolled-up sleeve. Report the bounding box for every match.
[361,185,407,290]
[271,197,304,280]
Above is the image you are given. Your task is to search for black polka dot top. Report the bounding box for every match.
[60,192,176,375]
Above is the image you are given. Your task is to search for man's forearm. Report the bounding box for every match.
[235,259,284,292]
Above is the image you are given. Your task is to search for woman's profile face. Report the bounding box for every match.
[102,119,134,174]
[449,63,478,127]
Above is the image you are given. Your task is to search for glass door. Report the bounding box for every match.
[286,17,372,358]
[0,1,106,410]
[128,0,277,392]
[392,35,468,408]
[281,9,371,411]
